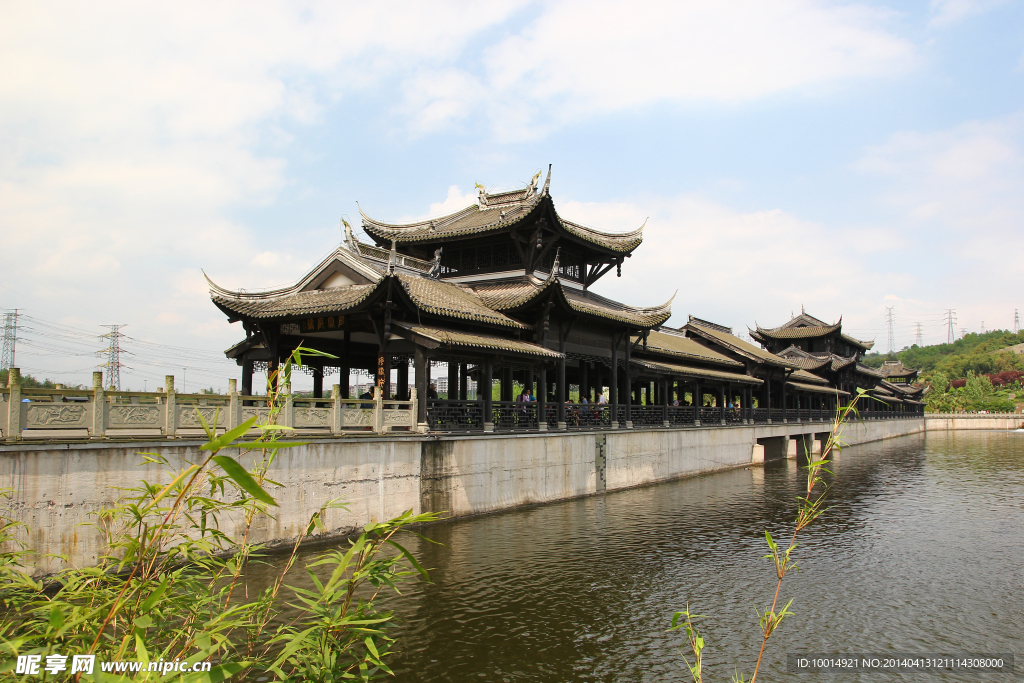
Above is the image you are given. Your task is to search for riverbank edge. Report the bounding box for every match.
[5,416,1021,576]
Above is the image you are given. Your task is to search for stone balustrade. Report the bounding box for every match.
[0,369,418,441]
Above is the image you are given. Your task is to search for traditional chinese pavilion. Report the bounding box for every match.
[751,310,924,413]
[207,169,923,432]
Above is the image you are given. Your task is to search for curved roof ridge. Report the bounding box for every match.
[204,246,382,301]
[568,286,674,315]
[558,216,645,242]
[359,202,482,231]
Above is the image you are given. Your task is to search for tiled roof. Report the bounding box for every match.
[396,324,562,359]
[684,321,798,369]
[356,242,432,273]
[563,288,671,327]
[634,330,744,368]
[787,381,849,396]
[397,273,528,329]
[855,363,884,378]
[841,333,874,350]
[790,368,829,384]
[212,284,379,319]
[878,360,917,377]
[471,278,557,309]
[752,322,841,339]
[776,345,833,371]
[631,358,763,384]
[361,196,542,244]
[471,277,672,327]
[359,169,642,254]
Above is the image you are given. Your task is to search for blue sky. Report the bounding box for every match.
[1,0,1023,390]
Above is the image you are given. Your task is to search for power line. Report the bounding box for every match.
[944,309,957,344]
[885,306,895,354]
[1,309,18,371]
[99,324,128,390]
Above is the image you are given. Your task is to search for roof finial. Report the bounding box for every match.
[428,247,443,279]
[802,304,805,314]
[528,169,542,196]
[475,182,487,208]
[343,217,359,254]
[388,240,397,274]
[541,164,552,196]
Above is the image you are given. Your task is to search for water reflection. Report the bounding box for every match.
[251,432,1024,682]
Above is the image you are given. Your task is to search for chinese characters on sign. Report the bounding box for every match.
[16,654,95,675]
[377,354,386,390]
[301,315,345,333]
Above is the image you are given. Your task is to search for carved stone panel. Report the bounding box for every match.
[26,404,87,428]
[241,407,271,424]
[109,405,160,426]
[295,408,330,428]
[382,409,412,428]
[177,406,226,428]
[341,407,373,428]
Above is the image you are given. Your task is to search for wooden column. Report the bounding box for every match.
[556,357,566,428]
[538,362,547,431]
[241,358,254,397]
[693,381,701,426]
[623,336,632,426]
[414,347,427,426]
[447,361,458,401]
[661,377,669,426]
[609,337,619,428]
[312,366,324,399]
[503,365,514,402]
[580,361,589,404]
[341,327,351,399]
[482,357,494,431]
[397,360,409,400]
[459,363,468,400]
[781,379,788,423]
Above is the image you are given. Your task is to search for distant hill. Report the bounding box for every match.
[862,330,1024,379]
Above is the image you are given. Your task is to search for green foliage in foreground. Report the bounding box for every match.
[671,389,868,683]
[0,348,440,682]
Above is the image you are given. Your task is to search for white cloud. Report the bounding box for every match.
[0,1,528,386]
[852,112,1024,334]
[405,0,917,138]
[854,112,1024,237]
[574,195,902,335]
[928,0,1007,27]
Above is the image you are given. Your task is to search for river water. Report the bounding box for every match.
[265,431,1024,681]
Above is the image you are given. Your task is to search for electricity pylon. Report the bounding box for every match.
[885,306,895,354]
[1,310,18,372]
[914,322,923,347]
[944,309,957,344]
[99,324,127,390]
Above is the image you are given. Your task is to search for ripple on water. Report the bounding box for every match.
[250,431,1024,682]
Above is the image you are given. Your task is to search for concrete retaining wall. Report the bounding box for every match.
[924,415,1023,431]
[2,417,931,575]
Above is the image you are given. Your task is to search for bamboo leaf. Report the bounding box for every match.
[201,416,259,452]
[211,455,278,506]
